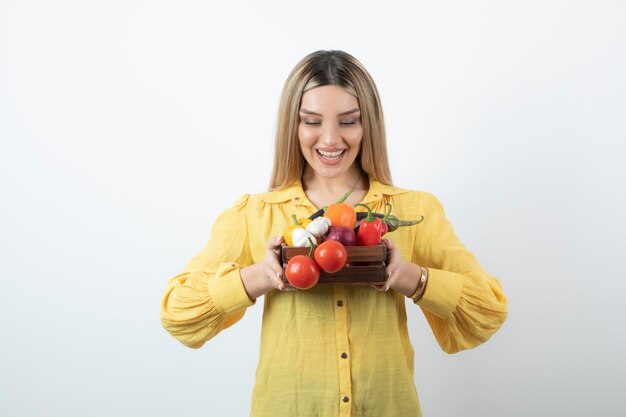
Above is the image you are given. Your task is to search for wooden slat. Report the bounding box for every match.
[282,244,387,263]
[281,244,388,285]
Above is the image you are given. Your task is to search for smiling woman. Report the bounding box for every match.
[297,85,366,208]
[298,86,363,174]
[160,50,508,417]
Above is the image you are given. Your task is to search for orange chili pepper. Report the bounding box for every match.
[323,188,357,229]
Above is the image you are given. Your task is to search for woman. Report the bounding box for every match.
[160,50,508,417]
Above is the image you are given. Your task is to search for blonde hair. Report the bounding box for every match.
[269,50,392,190]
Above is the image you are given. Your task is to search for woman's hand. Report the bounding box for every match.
[371,238,421,297]
[241,236,297,300]
[262,235,298,292]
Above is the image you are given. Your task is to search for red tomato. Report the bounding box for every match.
[314,240,348,273]
[285,255,321,289]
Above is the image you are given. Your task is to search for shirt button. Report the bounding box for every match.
[341,352,348,359]
[343,396,350,403]
[373,194,379,197]
[336,300,343,307]
[294,197,300,201]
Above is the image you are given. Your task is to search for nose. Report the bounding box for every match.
[320,123,342,146]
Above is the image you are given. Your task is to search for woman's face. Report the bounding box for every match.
[298,85,363,180]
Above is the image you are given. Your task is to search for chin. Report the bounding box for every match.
[312,164,353,179]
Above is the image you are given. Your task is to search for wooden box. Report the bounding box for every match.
[281,244,388,285]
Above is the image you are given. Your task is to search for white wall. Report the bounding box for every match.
[1,1,624,416]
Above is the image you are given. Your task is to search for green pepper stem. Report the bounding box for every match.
[396,215,424,227]
[354,203,374,222]
[397,216,424,226]
[381,203,393,222]
[335,186,356,204]
[385,215,424,232]
[307,237,317,257]
[291,214,301,226]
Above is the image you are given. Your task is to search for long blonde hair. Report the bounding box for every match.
[269,50,392,190]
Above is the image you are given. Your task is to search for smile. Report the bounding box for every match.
[316,149,346,160]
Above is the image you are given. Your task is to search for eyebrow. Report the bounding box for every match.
[299,108,360,116]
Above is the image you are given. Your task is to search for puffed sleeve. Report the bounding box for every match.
[160,194,256,349]
[412,192,508,354]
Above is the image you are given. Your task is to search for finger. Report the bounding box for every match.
[282,283,298,291]
[267,237,285,263]
[267,235,285,251]
[274,271,287,291]
[274,260,298,291]
[378,268,398,292]
[273,269,298,291]
[384,271,398,291]
[267,264,286,291]
[371,284,386,292]
[371,274,391,291]
[382,237,395,250]
[383,266,395,288]
[371,263,393,291]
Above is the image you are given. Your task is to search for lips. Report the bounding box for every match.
[316,149,346,166]
[317,149,345,158]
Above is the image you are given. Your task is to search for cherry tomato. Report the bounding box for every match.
[314,240,348,273]
[285,255,321,289]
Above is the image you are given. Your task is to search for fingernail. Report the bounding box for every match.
[384,285,389,291]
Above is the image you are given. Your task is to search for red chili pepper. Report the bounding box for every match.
[380,203,392,236]
[354,203,383,246]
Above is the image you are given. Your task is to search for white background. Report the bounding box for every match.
[1,1,625,416]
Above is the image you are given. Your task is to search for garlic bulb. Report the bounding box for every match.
[305,217,331,239]
[291,228,317,247]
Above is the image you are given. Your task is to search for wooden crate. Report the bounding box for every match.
[281,244,388,285]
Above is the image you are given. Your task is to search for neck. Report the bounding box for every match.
[301,165,366,194]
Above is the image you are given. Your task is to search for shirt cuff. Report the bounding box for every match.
[416,268,463,319]
[208,262,256,316]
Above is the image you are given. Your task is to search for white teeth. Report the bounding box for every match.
[318,150,344,159]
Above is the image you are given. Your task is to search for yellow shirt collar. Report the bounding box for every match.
[262,178,409,208]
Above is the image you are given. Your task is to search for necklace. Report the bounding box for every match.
[327,171,365,205]
[302,171,365,210]
[349,171,363,190]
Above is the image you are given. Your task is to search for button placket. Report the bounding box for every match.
[333,285,352,416]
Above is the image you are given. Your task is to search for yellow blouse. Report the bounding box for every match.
[160,179,508,417]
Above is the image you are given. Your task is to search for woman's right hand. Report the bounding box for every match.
[261,235,298,292]
[240,235,297,300]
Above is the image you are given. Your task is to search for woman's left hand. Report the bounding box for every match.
[371,238,421,297]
